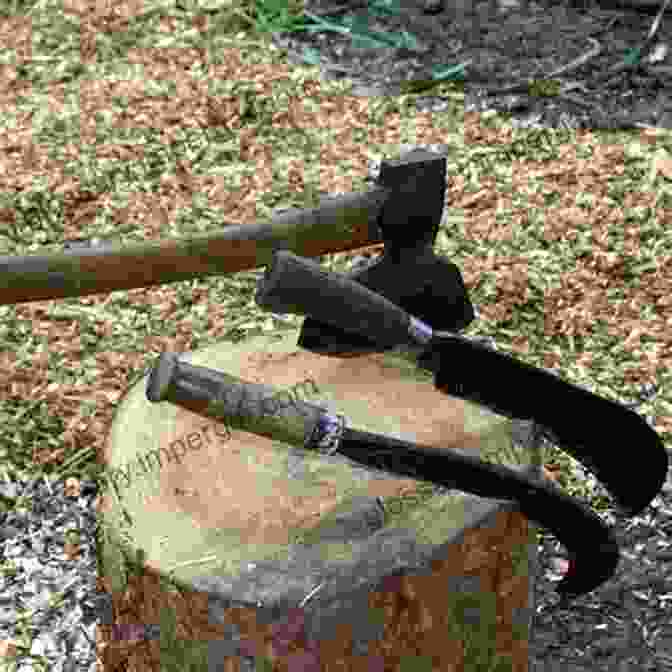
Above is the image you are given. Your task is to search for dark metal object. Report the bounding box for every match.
[254,250,670,596]
[144,347,618,599]
[298,148,475,356]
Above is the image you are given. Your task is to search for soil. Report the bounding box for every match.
[268,0,672,130]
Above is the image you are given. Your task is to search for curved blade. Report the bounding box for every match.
[334,427,620,599]
[420,336,669,518]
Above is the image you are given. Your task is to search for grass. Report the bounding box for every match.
[0,0,671,668]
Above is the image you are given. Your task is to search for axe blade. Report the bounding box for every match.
[298,146,473,357]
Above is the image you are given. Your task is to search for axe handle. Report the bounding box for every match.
[0,188,388,305]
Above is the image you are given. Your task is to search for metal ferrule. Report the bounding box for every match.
[305,413,346,456]
[408,316,433,346]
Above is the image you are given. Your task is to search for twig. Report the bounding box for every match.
[480,38,602,98]
[581,0,672,86]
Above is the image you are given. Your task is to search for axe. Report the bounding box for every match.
[0,147,473,334]
[297,147,475,356]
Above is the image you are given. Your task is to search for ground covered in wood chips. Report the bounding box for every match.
[0,0,671,670]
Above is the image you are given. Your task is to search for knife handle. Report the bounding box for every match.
[255,250,433,350]
[146,352,345,454]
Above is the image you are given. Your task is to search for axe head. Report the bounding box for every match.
[299,146,474,357]
[297,251,475,357]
